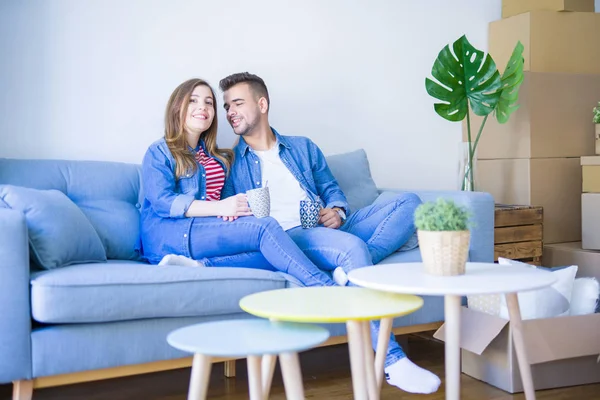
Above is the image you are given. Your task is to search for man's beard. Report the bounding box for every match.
[234,117,259,137]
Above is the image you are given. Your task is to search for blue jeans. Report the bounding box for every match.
[340,192,422,264]
[288,193,422,367]
[188,216,336,287]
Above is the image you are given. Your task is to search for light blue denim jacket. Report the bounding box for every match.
[222,128,349,213]
[139,137,226,264]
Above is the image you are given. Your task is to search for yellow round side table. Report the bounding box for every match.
[240,286,424,400]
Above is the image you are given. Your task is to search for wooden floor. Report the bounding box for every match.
[1,332,599,399]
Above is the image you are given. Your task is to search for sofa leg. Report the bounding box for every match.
[12,380,33,400]
[224,360,236,378]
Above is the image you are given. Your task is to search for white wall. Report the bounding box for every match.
[0,0,504,190]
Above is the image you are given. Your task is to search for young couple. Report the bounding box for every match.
[139,73,440,394]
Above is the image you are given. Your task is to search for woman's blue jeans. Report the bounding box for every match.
[189,216,336,287]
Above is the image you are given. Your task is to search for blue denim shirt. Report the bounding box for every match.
[139,137,226,264]
[222,128,349,212]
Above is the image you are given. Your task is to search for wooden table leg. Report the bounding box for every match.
[224,360,236,378]
[261,354,277,398]
[346,320,369,400]
[505,292,536,400]
[361,321,379,400]
[12,380,33,400]
[189,353,212,400]
[374,317,393,390]
[444,295,462,400]
[279,352,305,400]
[247,355,264,400]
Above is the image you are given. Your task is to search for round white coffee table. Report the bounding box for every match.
[348,262,557,400]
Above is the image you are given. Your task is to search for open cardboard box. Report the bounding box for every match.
[433,306,600,393]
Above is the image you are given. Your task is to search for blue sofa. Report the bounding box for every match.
[0,149,493,399]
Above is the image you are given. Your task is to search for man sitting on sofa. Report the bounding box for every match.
[219,72,440,395]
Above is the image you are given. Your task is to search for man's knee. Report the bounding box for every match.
[396,192,422,211]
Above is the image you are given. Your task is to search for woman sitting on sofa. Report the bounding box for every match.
[139,78,337,287]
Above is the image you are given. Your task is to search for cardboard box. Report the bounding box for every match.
[582,194,600,250]
[490,11,600,74]
[434,307,600,393]
[544,241,600,279]
[437,308,600,393]
[476,158,581,244]
[582,156,600,192]
[502,0,595,18]
[583,166,600,192]
[462,73,600,160]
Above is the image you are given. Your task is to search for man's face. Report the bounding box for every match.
[223,83,261,136]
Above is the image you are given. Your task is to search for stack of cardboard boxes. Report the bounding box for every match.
[544,153,600,282]
[444,0,600,394]
[473,0,600,246]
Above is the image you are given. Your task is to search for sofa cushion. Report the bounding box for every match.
[325,149,379,213]
[0,159,142,261]
[0,185,107,270]
[30,261,296,323]
[378,248,422,264]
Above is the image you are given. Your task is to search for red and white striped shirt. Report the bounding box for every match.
[195,147,225,201]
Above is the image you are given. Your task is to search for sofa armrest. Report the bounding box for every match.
[376,189,494,263]
[0,208,32,382]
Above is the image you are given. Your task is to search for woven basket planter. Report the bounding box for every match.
[417,230,471,276]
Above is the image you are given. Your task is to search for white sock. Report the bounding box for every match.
[384,357,441,394]
[158,254,204,267]
[332,267,348,286]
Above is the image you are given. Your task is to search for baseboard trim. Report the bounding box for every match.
[32,321,443,389]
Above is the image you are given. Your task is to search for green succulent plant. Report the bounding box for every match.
[414,198,470,231]
[425,35,524,191]
[594,102,600,124]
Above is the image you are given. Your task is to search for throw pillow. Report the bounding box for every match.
[326,149,380,213]
[399,231,419,252]
[570,277,600,316]
[0,185,107,269]
[497,257,577,320]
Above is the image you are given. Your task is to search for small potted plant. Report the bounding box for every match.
[414,198,471,276]
[594,102,600,154]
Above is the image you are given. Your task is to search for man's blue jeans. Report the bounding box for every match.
[192,193,422,368]
[287,192,422,367]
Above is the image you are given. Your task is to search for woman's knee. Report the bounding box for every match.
[252,216,283,231]
[340,235,372,265]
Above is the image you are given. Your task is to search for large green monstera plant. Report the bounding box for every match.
[426,35,524,191]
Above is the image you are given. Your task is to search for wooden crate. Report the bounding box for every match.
[494,204,543,265]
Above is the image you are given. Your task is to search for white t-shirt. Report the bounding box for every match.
[253,143,309,231]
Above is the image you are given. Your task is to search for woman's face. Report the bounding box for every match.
[185,85,215,136]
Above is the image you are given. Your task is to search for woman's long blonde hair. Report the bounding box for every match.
[164,78,233,179]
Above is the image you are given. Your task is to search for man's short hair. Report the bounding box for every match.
[219,72,270,106]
